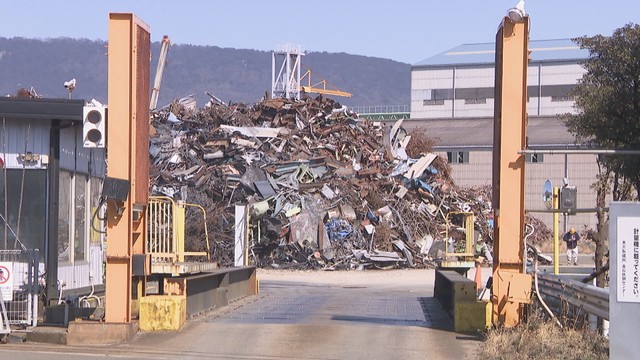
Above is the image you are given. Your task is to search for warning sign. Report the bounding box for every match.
[0,262,12,301]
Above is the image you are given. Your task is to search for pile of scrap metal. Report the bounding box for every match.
[148,95,547,270]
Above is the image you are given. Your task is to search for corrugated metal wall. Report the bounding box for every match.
[57,244,104,290]
[0,119,49,169]
[60,125,106,177]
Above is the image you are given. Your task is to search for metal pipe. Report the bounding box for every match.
[553,187,559,275]
[520,149,640,155]
[526,207,609,214]
[537,62,542,115]
[451,67,456,118]
[563,153,568,234]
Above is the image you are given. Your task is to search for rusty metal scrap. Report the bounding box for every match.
[148,94,528,270]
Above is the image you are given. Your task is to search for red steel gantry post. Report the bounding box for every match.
[491,15,533,327]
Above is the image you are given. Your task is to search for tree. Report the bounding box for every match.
[562,26,640,322]
[564,23,640,199]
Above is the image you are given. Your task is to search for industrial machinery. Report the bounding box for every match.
[300,69,352,98]
[150,35,171,110]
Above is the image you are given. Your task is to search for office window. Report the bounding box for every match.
[423,99,444,106]
[465,98,486,104]
[447,151,469,164]
[0,169,47,256]
[90,177,103,245]
[58,171,71,262]
[551,95,574,102]
[74,175,87,261]
[59,171,93,263]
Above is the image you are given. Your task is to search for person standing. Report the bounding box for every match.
[563,227,580,265]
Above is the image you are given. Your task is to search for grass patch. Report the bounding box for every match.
[478,309,609,360]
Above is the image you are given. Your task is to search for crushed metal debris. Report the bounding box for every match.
[149,94,550,270]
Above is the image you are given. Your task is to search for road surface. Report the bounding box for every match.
[0,269,481,360]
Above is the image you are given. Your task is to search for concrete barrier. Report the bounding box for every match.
[434,270,491,332]
[139,295,186,331]
[454,300,492,332]
[434,270,476,317]
[164,266,258,318]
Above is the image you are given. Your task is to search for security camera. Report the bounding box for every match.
[562,177,569,187]
[507,0,526,23]
[64,78,76,90]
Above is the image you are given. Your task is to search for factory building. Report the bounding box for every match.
[410,39,599,231]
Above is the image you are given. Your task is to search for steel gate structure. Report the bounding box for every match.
[0,249,39,329]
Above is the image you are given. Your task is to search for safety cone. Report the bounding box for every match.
[474,258,483,297]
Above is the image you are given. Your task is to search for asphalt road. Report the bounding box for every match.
[0,269,481,360]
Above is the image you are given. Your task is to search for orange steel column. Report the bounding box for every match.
[491,16,532,327]
[106,13,151,323]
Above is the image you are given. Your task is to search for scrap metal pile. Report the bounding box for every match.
[149,94,549,270]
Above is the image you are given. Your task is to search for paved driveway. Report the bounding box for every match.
[0,269,482,360]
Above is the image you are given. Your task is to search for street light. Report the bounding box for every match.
[507,0,526,22]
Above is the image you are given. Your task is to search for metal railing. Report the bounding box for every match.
[0,249,39,329]
[350,105,409,114]
[536,272,609,320]
[147,196,210,264]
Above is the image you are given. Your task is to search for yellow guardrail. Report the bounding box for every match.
[147,196,210,263]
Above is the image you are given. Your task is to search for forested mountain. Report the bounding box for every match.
[0,37,410,108]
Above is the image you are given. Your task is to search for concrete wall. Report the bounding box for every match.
[438,150,600,231]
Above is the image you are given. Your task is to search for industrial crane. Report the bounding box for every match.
[150,35,171,110]
[300,69,352,97]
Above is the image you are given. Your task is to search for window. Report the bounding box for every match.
[423,99,444,106]
[525,153,544,163]
[74,175,87,261]
[465,98,486,105]
[447,151,469,164]
[551,95,574,102]
[0,169,47,256]
[58,171,71,262]
[90,177,103,245]
[59,171,95,263]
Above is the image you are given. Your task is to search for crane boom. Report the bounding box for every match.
[150,35,171,110]
[300,69,352,97]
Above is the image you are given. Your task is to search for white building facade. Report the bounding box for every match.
[410,39,600,232]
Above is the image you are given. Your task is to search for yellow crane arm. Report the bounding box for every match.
[300,69,352,97]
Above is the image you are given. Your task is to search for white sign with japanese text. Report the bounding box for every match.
[0,262,13,301]
[617,217,640,303]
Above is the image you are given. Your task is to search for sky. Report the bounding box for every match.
[1,1,640,64]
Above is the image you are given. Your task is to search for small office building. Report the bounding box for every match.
[0,97,106,306]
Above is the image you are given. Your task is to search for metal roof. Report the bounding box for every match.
[401,116,578,148]
[413,39,589,68]
[0,97,84,121]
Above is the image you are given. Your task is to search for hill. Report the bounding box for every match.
[0,37,410,108]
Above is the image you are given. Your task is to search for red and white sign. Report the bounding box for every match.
[0,262,12,301]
